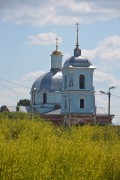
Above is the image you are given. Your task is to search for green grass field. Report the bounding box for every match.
[0,112,120,180]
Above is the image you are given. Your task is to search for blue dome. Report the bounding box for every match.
[63,56,92,68]
[32,71,62,92]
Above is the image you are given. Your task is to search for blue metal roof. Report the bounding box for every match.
[33,71,63,92]
[63,56,92,68]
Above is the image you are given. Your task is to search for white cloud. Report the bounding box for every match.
[99,36,120,61]
[63,52,71,63]
[22,71,45,81]
[59,1,96,13]
[94,70,120,86]
[0,71,45,106]
[94,69,120,124]
[82,35,120,114]
[95,95,107,109]
[28,33,62,45]
[1,4,56,25]
[0,84,30,106]
[83,35,120,60]
[0,0,120,25]
[82,35,120,124]
[82,35,120,72]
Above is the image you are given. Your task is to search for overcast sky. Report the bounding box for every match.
[0,0,120,124]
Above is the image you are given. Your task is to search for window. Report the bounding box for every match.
[65,99,67,109]
[64,75,67,89]
[43,93,47,104]
[80,99,84,108]
[69,81,73,87]
[69,72,73,87]
[79,75,85,89]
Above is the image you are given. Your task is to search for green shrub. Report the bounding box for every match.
[0,115,120,180]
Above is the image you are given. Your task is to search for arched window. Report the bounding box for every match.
[64,75,67,90]
[79,75,85,89]
[43,93,47,104]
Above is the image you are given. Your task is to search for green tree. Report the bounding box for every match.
[17,99,31,107]
[0,105,6,112]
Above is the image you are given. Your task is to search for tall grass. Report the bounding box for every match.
[0,113,120,179]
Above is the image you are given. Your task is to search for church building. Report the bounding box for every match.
[32,37,63,114]
[31,24,113,125]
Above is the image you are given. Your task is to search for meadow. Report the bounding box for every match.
[0,112,120,180]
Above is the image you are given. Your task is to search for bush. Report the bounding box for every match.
[0,115,120,180]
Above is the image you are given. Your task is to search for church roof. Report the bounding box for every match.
[1,106,30,113]
[45,107,108,115]
[32,71,63,92]
[52,50,62,55]
[63,55,92,68]
[63,23,92,68]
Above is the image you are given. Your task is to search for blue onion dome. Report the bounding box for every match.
[32,71,63,92]
[64,23,92,68]
[63,55,92,68]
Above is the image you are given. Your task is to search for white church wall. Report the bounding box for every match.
[51,55,63,69]
[62,67,95,92]
[33,91,61,114]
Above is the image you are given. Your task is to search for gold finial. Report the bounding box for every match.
[52,37,62,55]
[76,23,79,48]
[55,37,59,50]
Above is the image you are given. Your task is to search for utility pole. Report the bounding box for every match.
[100,85,116,116]
[68,98,71,125]
[91,108,96,125]
[108,91,111,116]
[31,86,36,120]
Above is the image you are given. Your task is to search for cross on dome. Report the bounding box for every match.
[74,22,81,57]
[55,37,59,50]
[76,23,79,48]
[52,37,62,56]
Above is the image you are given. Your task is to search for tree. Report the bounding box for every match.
[0,105,7,112]
[17,99,31,107]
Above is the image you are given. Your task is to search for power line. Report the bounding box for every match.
[0,80,30,95]
[95,92,120,98]
[0,80,18,94]
[0,77,30,89]
[112,94,120,98]
[1,77,120,98]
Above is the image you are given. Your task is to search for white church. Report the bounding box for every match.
[31,24,113,125]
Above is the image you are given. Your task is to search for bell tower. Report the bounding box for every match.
[61,24,96,115]
[50,38,63,73]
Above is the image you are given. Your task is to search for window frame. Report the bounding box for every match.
[80,99,84,108]
[43,93,47,104]
[79,75,85,89]
[64,99,67,109]
[64,75,67,90]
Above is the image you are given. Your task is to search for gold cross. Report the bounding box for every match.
[56,37,59,45]
[55,37,58,50]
